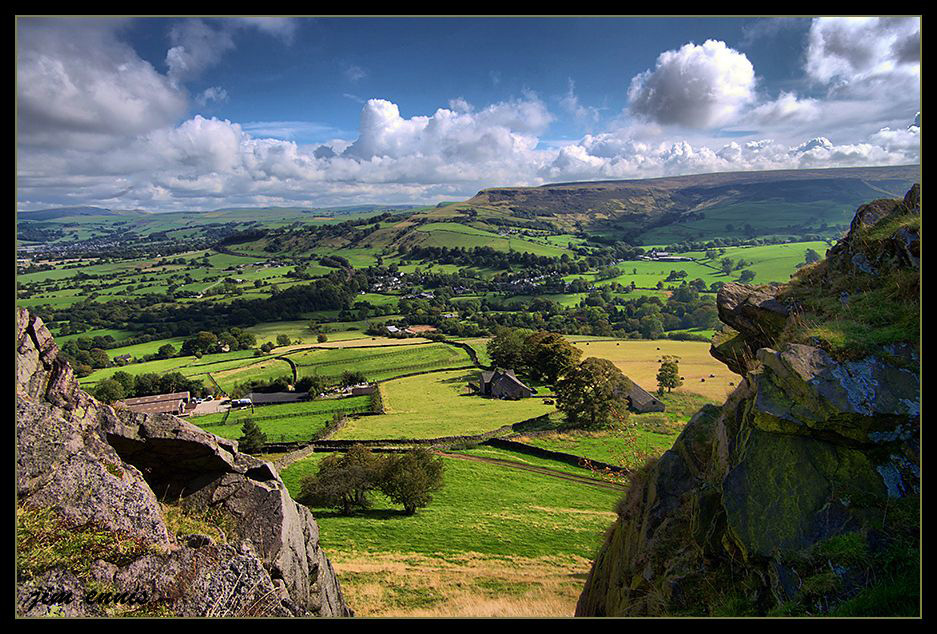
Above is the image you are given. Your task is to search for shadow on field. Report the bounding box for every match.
[439,372,474,384]
[312,508,412,520]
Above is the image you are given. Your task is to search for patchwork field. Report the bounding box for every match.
[211,358,295,393]
[190,395,372,443]
[573,339,736,401]
[279,452,621,616]
[289,342,473,385]
[333,369,555,440]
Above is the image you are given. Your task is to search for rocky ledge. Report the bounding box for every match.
[16,307,352,617]
[576,187,920,617]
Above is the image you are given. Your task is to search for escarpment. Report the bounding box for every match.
[576,186,920,617]
[16,307,352,617]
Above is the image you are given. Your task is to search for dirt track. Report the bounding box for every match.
[436,450,628,492]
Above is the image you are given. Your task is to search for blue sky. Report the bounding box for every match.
[17,16,920,211]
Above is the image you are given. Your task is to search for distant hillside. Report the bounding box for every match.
[458,165,920,243]
[17,206,119,221]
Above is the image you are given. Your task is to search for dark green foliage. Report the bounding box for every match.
[93,378,126,404]
[298,446,382,515]
[340,370,367,386]
[522,331,582,384]
[297,373,330,398]
[555,357,632,429]
[378,448,445,515]
[238,418,267,453]
[298,447,446,516]
[486,326,534,371]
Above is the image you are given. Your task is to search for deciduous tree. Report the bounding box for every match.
[378,448,445,515]
[657,355,683,394]
[555,357,632,429]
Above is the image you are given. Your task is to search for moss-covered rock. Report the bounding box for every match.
[576,186,920,617]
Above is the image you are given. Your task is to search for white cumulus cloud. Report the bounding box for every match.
[805,17,920,92]
[17,18,187,150]
[628,40,756,129]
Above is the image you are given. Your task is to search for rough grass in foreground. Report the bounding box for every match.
[779,257,919,360]
[283,453,622,616]
[329,551,590,617]
[16,506,162,582]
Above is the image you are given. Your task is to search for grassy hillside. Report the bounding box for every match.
[280,453,621,616]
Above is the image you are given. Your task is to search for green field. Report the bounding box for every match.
[334,369,555,440]
[281,453,620,559]
[288,343,472,385]
[412,222,571,257]
[79,347,261,387]
[191,395,372,443]
[511,429,677,468]
[638,199,855,244]
[211,358,295,393]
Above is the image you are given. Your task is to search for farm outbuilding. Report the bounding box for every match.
[623,382,665,413]
[479,369,534,400]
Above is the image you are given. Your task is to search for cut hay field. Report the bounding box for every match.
[333,369,555,440]
[573,339,736,401]
[280,453,621,616]
[311,336,432,348]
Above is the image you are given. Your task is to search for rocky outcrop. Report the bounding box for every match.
[577,188,920,617]
[16,307,352,617]
[826,183,920,277]
[710,283,794,374]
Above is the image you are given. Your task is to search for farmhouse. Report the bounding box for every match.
[117,391,190,416]
[479,369,534,400]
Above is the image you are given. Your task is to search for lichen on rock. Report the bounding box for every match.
[15,307,353,617]
[577,186,920,617]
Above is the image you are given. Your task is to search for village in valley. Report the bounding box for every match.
[16,15,919,619]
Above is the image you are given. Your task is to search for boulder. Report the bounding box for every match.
[715,283,791,352]
[15,307,352,617]
[577,188,920,617]
[751,345,920,444]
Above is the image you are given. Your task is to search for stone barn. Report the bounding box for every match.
[479,369,534,400]
[624,382,666,413]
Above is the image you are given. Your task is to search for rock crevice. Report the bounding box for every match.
[16,307,352,617]
[576,187,920,617]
